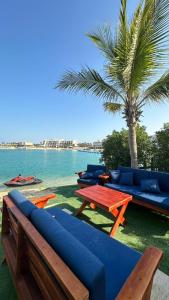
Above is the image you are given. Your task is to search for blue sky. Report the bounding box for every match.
[0,0,169,143]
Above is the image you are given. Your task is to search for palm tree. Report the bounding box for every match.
[56,0,169,168]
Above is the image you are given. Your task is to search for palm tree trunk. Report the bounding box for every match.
[128,124,138,168]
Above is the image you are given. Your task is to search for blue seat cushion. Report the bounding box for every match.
[141,179,161,194]
[8,190,37,218]
[77,178,98,185]
[105,183,169,210]
[31,209,105,300]
[119,172,133,186]
[109,170,120,183]
[94,169,105,178]
[46,207,141,300]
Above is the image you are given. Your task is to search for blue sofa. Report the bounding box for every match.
[77,164,106,187]
[105,166,169,214]
[4,190,162,300]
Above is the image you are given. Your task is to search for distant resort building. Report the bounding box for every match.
[76,140,103,153]
[0,139,102,151]
[77,142,93,149]
[17,141,34,148]
[0,141,34,148]
[93,140,103,150]
[41,139,78,148]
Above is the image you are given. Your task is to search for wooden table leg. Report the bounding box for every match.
[32,194,56,208]
[75,200,88,216]
[111,207,125,225]
[1,256,6,265]
[90,203,96,209]
[110,202,129,237]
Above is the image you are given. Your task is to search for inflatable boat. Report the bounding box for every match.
[4,175,43,187]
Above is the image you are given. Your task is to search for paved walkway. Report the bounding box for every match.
[151,270,169,300]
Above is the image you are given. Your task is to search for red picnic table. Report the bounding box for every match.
[75,185,132,237]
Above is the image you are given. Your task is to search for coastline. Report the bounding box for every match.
[0,147,72,150]
[0,147,102,153]
[0,174,77,200]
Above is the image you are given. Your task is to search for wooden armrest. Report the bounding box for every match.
[75,171,85,177]
[31,194,56,208]
[116,246,163,300]
[3,196,89,300]
[98,174,110,185]
[98,174,110,179]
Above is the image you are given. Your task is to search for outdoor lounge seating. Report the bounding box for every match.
[105,166,169,215]
[76,164,106,187]
[2,190,163,300]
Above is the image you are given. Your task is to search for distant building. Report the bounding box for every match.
[42,140,60,148]
[93,141,103,149]
[17,141,33,147]
[77,142,92,149]
[0,141,33,148]
[41,139,77,148]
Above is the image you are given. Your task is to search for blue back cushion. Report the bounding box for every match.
[94,169,105,178]
[109,170,120,183]
[141,179,161,194]
[31,209,105,300]
[81,172,94,179]
[8,190,37,218]
[119,172,133,186]
[118,166,169,193]
[77,178,98,185]
[87,164,106,173]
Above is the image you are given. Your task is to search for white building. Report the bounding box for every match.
[41,139,77,148]
[93,140,103,149]
[42,140,60,148]
[17,141,33,147]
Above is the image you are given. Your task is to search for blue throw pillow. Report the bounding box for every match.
[119,172,134,186]
[141,179,161,194]
[109,170,120,183]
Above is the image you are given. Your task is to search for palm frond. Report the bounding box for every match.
[103,102,123,113]
[56,67,124,101]
[106,0,129,90]
[123,0,169,94]
[122,3,142,93]
[87,25,115,61]
[143,71,169,101]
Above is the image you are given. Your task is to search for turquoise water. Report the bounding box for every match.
[0,149,101,188]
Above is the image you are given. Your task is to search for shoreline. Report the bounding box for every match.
[0,147,73,150]
[0,174,78,200]
[0,147,102,153]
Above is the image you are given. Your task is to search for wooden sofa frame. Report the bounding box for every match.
[132,198,169,216]
[1,195,163,300]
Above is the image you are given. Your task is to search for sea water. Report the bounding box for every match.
[0,149,101,188]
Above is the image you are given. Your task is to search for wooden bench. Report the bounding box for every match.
[1,195,163,300]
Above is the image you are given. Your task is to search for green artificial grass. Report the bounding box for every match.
[0,184,169,299]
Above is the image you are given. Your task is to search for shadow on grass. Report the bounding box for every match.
[44,184,79,198]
